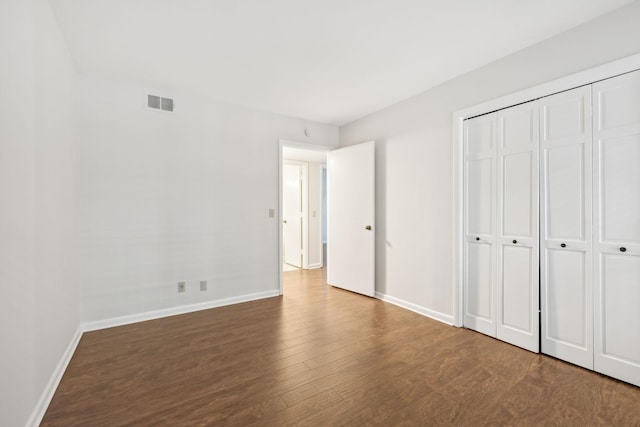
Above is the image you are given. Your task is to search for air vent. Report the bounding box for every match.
[147,94,174,112]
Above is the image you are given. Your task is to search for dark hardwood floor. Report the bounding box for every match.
[42,269,640,426]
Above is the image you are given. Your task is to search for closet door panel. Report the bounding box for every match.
[496,102,539,352]
[502,151,533,237]
[598,79,640,130]
[600,254,640,361]
[543,249,593,368]
[544,95,586,140]
[546,143,585,240]
[501,246,533,332]
[600,135,640,242]
[467,158,493,236]
[466,242,494,324]
[594,70,640,387]
[540,86,593,368]
[595,251,640,386]
[466,117,495,154]
[464,114,497,337]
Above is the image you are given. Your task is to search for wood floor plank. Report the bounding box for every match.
[42,268,640,426]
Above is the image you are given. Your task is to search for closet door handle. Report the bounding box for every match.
[476,237,480,241]
[620,247,627,252]
[561,243,566,248]
[512,240,517,244]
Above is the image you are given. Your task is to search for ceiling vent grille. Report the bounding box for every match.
[147,94,174,112]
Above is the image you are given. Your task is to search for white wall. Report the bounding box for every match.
[76,74,338,323]
[339,1,640,322]
[0,0,79,425]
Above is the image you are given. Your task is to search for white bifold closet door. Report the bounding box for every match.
[464,113,497,337]
[592,70,640,387]
[496,103,539,352]
[540,86,593,369]
[464,101,539,353]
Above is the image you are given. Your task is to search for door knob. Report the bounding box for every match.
[283,220,287,224]
[620,247,627,252]
[476,237,480,241]
[512,240,517,244]
[365,225,372,231]
[561,243,566,248]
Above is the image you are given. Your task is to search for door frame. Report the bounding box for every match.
[452,52,640,327]
[279,139,331,295]
[321,163,327,268]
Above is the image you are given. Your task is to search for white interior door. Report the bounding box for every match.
[540,86,593,369]
[496,101,539,353]
[327,141,375,296]
[283,163,302,268]
[593,70,640,387]
[464,113,497,337]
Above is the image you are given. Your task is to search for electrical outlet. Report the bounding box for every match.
[200,280,207,291]
[178,281,186,293]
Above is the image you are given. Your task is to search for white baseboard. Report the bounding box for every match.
[27,326,83,427]
[375,292,454,326]
[82,289,281,332]
[307,263,322,270]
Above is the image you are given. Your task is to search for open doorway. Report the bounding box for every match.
[279,140,376,297]
[280,142,328,291]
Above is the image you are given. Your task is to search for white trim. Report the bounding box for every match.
[320,163,327,268]
[307,263,322,269]
[278,141,283,294]
[452,114,465,328]
[27,326,83,427]
[280,139,335,152]
[82,290,280,332]
[452,52,640,327]
[376,292,454,326]
[301,163,309,269]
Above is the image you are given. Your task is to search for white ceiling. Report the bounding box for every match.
[50,0,633,126]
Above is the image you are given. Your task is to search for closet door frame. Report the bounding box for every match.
[453,52,640,328]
